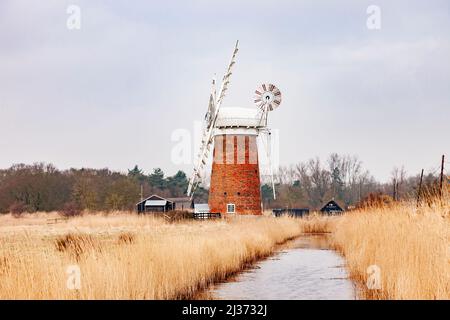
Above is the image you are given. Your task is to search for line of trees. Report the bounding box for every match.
[0,163,207,214]
[262,153,442,210]
[0,154,443,214]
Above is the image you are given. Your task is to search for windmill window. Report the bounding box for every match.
[227,203,235,213]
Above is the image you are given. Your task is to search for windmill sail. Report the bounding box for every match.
[205,77,216,128]
[187,41,239,198]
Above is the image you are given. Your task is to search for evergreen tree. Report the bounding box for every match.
[148,168,165,190]
[128,165,145,182]
[331,167,345,200]
[261,184,274,207]
[166,170,188,196]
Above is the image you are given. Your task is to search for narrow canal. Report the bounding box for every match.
[203,234,357,300]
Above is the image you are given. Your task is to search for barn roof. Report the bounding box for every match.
[145,200,167,206]
[167,197,192,203]
[136,194,173,206]
[320,200,344,212]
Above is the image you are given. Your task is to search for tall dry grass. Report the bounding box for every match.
[3,203,446,300]
[0,213,309,299]
[332,200,450,300]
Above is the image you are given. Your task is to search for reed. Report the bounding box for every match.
[1,201,448,300]
[332,199,450,299]
[0,214,305,299]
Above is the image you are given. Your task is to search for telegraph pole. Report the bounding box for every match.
[359,180,362,203]
[416,169,424,207]
[392,178,396,201]
[439,155,445,198]
[396,180,400,201]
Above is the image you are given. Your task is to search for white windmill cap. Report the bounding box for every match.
[215,107,260,128]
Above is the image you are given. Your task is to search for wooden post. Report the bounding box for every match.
[359,180,362,202]
[392,178,397,201]
[416,169,424,207]
[439,155,445,198]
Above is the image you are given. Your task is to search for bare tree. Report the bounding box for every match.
[391,165,407,200]
[293,158,331,209]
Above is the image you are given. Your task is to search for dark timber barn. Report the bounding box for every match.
[136,195,193,213]
[136,195,174,213]
[320,200,344,215]
[272,208,310,218]
[167,197,194,212]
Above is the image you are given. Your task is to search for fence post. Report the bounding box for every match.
[416,169,424,208]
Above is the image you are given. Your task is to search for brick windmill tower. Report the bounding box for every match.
[187,41,281,215]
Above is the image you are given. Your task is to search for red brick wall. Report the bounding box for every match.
[209,134,262,215]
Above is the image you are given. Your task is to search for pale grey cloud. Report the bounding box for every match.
[0,0,449,182]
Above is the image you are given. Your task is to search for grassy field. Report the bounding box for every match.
[0,200,448,300]
[0,213,322,299]
[332,200,450,299]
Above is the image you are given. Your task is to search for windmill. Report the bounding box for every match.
[186,41,282,215]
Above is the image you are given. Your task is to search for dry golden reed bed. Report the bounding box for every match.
[332,200,450,300]
[0,213,317,299]
[0,203,448,300]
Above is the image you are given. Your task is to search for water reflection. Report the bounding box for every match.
[205,234,357,300]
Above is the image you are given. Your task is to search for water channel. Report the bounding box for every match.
[202,234,357,300]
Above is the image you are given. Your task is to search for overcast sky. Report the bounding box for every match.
[0,0,449,182]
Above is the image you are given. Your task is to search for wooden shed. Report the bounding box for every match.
[273,208,310,218]
[136,195,174,213]
[167,197,194,212]
[320,200,344,215]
